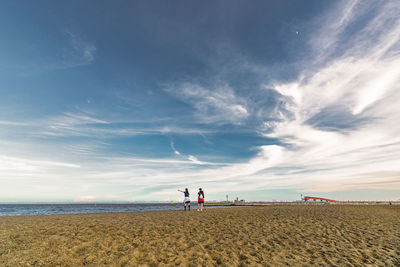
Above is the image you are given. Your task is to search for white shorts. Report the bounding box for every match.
[184,197,190,203]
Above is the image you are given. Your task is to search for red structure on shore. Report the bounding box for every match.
[302,195,337,203]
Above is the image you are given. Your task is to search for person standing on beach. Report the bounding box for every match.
[197,188,205,211]
[178,188,190,211]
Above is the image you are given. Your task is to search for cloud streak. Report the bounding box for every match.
[255,0,400,192]
[166,83,249,125]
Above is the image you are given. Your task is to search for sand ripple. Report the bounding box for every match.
[0,205,399,266]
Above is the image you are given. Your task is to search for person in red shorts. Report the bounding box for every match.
[197,188,205,211]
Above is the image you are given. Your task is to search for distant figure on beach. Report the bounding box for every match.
[178,188,190,211]
[197,188,205,211]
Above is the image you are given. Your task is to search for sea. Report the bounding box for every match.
[0,203,195,216]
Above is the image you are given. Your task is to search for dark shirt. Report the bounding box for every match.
[198,191,204,198]
[184,191,189,197]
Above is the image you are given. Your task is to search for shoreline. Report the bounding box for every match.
[1,202,398,217]
[0,203,235,217]
[0,206,230,218]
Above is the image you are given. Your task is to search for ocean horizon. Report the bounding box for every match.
[0,203,197,216]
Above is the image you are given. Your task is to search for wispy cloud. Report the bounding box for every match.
[309,0,360,61]
[170,140,213,165]
[40,111,109,137]
[0,28,96,75]
[254,0,400,192]
[170,141,181,155]
[166,83,249,125]
[0,155,80,172]
[63,30,96,67]
[39,111,213,138]
[52,112,109,126]
[0,121,31,126]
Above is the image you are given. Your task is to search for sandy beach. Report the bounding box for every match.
[0,205,399,266]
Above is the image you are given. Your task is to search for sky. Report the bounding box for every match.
[0,0,399,203]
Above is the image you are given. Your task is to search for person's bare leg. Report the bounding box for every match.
[201,203,203,211]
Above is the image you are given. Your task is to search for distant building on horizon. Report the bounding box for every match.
[234,197,245,204]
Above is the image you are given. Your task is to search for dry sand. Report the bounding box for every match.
[0,205,399,266]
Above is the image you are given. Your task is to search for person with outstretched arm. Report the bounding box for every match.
[197,188,205,211]
[178,188,190,211]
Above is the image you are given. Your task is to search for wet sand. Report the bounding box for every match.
[0,205,399,266]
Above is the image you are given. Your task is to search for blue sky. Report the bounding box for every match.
[1,0,399,202]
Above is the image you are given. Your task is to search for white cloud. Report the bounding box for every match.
[166,83,249,124]
[34,111,214,138]
[187,155,204,165]
[52,112,108,126]
[41,111,109,137]
[170,141,181,155]
[255,0,400,192]
[0,121,31,126]
[352,64,400,115]
[0,155,80,171]
[170,140,208,165]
